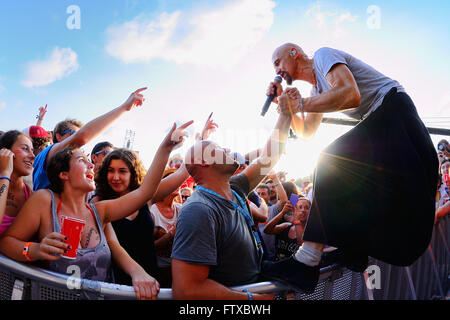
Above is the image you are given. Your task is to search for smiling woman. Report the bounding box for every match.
[0,130,34,236]
[0,122,189,288]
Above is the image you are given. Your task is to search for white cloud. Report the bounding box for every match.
[105,0,275,68]
[106,11,180,64]
[0,101,5,111]
[305,2,358,38]
[21,47,79,88]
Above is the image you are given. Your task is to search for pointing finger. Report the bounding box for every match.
[179,120,194,129]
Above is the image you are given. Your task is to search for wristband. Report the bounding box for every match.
[298,98,305,119]
[22,242,33,262]
[0,177,11,182]
[242,289,254,300]
[293,219,305,226]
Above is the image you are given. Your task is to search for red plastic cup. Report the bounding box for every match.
[60,215,85,259]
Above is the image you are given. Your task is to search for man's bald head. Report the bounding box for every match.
[184,140,213,177]
[272,43,309,85]
[184,140,239,181]
[272,43,305,63]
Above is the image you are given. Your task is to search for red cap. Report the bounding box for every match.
[23,126,50,138]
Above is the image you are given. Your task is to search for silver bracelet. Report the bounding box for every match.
[298,98,304,113]
[298,98,305,119]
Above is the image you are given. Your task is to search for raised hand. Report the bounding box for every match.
[162,120,194,151]
[266,81,284,104]
[267,169,280,182]
[121,87,147,111]
[281,201,294,215]
[0,148,14,177]
[200,112,218,141]
[38,104,47,119]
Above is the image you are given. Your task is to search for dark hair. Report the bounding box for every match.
[91,141,114,161]
[32,136,53,154]
[95,148,146,201]
[256,184,270,194]
[0,130,27,150]
[282,181,299,199]
[53,119,83,143]
[47,147,77,194]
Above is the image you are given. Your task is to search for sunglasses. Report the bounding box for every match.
[181,195,190,200]
[61,129,76,136]
[95,149,112,157]
[438,143,450,152]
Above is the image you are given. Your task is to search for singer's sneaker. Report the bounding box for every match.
[261,257,320,294]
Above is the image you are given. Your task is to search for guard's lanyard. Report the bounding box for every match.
[196,186,263,261]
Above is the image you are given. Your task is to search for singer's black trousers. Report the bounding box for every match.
[302,88,439,266]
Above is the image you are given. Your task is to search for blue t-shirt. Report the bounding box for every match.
[313,47,405,120]
[32,144,55,191]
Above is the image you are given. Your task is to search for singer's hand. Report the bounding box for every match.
[266,81,283,104]
[284,87,301,111]
[276,92,295,116]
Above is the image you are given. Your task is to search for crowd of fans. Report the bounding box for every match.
[0,88,448,300]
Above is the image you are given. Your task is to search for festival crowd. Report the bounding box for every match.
[0,44,448,300]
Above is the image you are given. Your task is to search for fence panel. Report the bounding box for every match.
[0,216,447,300]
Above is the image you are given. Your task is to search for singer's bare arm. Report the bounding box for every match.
[302,64,361,113]
[274,64,360,139]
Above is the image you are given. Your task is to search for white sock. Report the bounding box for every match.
[293,243,322,267]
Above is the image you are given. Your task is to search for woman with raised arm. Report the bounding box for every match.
[0,122,191,296]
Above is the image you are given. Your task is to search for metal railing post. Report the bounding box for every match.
[404,267,417,300]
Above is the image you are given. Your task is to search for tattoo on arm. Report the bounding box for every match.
[0,184,6,197]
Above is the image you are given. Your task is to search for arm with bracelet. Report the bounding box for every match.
[271,173,289,212]
[0,148,14,228]
[0,190,71,263]
[263,202,294,235]
[283,88,324,140]
[35,104,47,127]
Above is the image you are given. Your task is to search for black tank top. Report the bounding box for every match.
[111,204,159,285]
[275,224,299,261]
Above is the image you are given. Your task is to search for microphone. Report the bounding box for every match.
[261,76,283,116]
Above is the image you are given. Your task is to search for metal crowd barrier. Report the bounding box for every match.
[0,215,448,300]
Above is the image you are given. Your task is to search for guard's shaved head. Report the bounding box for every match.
[184,140,239,183]
[184,140,213,177]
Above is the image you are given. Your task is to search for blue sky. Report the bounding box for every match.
[1,0,449,179]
